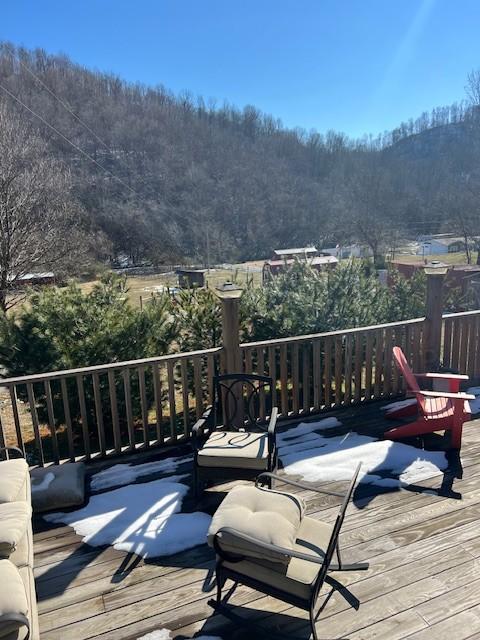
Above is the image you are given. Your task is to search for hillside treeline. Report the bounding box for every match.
[1,42,480,268]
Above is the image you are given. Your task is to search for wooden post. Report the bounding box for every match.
[424,270,446,371]
[220,295,242,375]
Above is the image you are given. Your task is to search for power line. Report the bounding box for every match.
[7,44,113,153]
[0,81,139,196]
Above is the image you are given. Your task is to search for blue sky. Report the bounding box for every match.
[2,0,480,138]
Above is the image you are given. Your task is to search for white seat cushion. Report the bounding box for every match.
[0,503,31,559]
[0,559,29,640]
[198,431,269,470]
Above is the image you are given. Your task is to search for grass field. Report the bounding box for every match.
[79,261,265,308]
[393,251,476,266]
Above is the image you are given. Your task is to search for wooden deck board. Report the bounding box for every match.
[33,401,480,640]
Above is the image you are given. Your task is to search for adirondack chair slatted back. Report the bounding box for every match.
[392,347,426,413]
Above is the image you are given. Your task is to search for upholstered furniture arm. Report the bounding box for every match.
[255,472,345,497]
[0,446,24,460]
[0,612,30,640]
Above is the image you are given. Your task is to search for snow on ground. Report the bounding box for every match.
[381,398,417,413]
[137,631,221,640]
[278,419,447,488]
[44,478,210,558]
[90,454,193,491]
[467,387,480,414]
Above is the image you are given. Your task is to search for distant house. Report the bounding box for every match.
[263,246,338,280]
[8,272,56,287]
[323,244,373,259]
[392,260,480,297]
[416,235,477,256]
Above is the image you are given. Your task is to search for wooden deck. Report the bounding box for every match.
[33,401,480,640]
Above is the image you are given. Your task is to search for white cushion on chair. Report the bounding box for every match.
[197,431,269,470]
[208,484,305,565]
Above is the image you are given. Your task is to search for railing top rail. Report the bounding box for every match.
[0,346,223,386]
[442,309,480,319]
[240,316,426,349]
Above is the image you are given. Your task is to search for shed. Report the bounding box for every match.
[177,268,207,288]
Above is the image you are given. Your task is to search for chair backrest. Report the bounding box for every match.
[312,463,361,601]
[213,373,272,430]
[392,346,426,413]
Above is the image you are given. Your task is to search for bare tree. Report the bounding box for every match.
[466,69,480,106]
[0,102,90,311]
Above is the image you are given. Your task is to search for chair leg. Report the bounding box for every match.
[309,602,318,640]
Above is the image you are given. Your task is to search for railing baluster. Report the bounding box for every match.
[9,386,25,455]
[302,343,310,413]
[313,339,322,411]
[75,375,90,460]
[244,348,253,375]
[443,318,453,369]
[194,356,203,422]
[26,383,44,466]
[122,369,135,450]
[324,337,332,408]
[44,380,60,463]
[181,359,189,436]
[364,332,374,400]
[257,348,266,420]
[354,334,363,403]
[344,335,353,405]
[107,370,121,454]
[374,329,384,399]
[206,354,215,405]
[334,336,343,406]
[268,346,277,410]
[152,363,163,443]
[280,344,288,416]
[60,378,75,461]
[292,343,300,415]
[138,366,149,447]
[167,360,177,440]
[92,372,106,456]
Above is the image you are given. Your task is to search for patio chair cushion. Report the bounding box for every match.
[208,484,305,565]
[0,459,29,504]
[0,503,31,559]
[197,431,269,470]
[0,559,29,639]
[30,462,86,513]
[222,515,333,601]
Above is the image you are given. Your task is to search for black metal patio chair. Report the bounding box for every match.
[192,373,278,497]
[207,463,369,639]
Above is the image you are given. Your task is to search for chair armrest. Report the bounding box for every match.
[255,472,345,497]
[414,373,469,380]
[0,446,24,460]
[191,407,213,450]
[420,390,476,400]
[267,407,278,453]
[0,613,30,640]
[214,526,326,565]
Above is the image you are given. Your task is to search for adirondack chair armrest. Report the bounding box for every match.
[414,372,469,381]
[419,390,476,401]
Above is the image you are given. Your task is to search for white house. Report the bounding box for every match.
[416,235,475,256]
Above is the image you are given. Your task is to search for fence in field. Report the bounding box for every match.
[1,308,478,466]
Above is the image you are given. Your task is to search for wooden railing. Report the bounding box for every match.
[240,317,426,420]
[0,348,222,466]
[1,310,478,466]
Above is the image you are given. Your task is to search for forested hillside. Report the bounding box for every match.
[1,42,480,267]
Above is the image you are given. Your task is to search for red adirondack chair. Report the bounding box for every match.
[384,346,475,449]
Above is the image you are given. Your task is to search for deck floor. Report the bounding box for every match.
[33,401,480,640]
